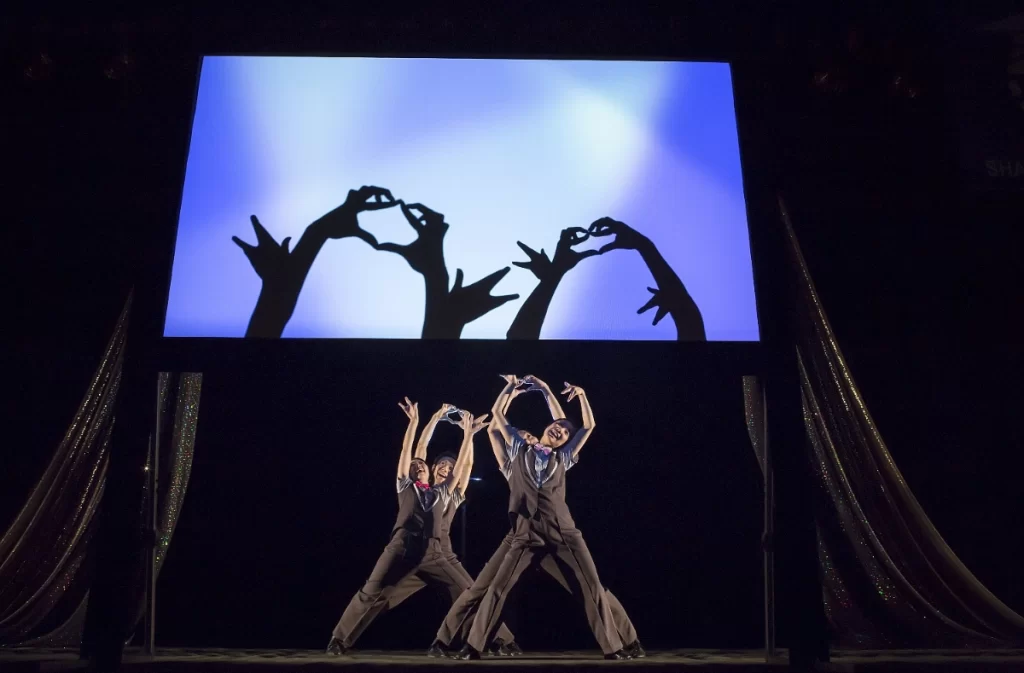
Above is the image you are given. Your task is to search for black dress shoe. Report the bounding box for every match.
[427,640,448,658]
[604,649,633,660]
[326,637,348,655]
[485,639,504,656]
[502,641,524,656]
[626,640,647,658]
[450,645,482,660]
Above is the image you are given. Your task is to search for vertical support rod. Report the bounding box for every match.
[144,377,162,656]
[762,379,776,660]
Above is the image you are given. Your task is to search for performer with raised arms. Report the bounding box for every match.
[438,376,642,660]
[327,399,487,655]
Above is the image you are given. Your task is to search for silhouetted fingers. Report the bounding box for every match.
[637,294,659,314]
[588,217,618,237]
[489,293,520,307]
[516,240,542,259]
[405,202,440,218]
[474,266,512,291]
[598,241,623,254]
[361,186,399,211]
[399,202,424,230]
[250,215,278,247]
[375,242,405,254]
[561,227,590,245]
[362,199,401,212]
[652,305,670,326]
[452,268,465,290]
[577,249,601,260]
[281,237,292,254]
[357,185,395,205]
[231,236,255,254]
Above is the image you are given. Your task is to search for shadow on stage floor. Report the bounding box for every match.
[2,647,1024,672]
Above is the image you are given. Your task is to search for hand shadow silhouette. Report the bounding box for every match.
[506,226,600,340]
[374,201,518,339]
[233,186,397,338]
[588,217,706,341]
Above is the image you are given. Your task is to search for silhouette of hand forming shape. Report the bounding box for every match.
[232,215,294,284]
[588,215,706,341]
[374,201,517,338]
[312,185,398,243]
[375,202,449,275]
[446,267,520,329]
[637,286,676,326]
[231,184,398,338]
[513,227,599,283]
[587,217,648,252]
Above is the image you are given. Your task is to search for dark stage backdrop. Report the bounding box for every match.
[152,351,763,650]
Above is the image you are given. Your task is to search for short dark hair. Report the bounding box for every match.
[553,418,577,436]
[432,452,458,468]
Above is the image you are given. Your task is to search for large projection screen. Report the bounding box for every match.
[163,56,759,342]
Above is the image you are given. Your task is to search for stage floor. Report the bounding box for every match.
[2,647,1024,672]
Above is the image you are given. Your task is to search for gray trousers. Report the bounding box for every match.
[332,536,513,647]
[436,529,637,654]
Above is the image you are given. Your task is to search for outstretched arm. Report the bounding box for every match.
[395,397,420,481]
[507,228,597,340]
[589,217,705,341]
[559,383,595,459]
[454,412,488,492]
[489,376,521,471]
[634,239,705,341]
[415,404,453,460]
[234,186,397,338]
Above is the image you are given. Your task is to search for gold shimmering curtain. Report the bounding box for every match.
[127,371,203,639]
[745,200,1024,647]
[0,296,204,647]
[0,296,129,646]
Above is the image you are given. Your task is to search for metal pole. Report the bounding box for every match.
[762,379,776,661]
[144,377,162,656]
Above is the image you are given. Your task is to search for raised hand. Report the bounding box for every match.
[513,227,598,283]
[590,217,706,341]
[232,215,294,282]
[375,202,449,275]
[470,413,491,434]
[312,185,398,243]
[398,396,419,420]
[588,217,648,253]
[561,382,585,402]
[233,186,398,338]
[443,267,520,329]
[517,374,547,393]
[637,286,674,326]
[457,410,475,433]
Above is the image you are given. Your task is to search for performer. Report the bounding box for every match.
[326,399,486,654]
[440,376,643,660]
[378,404,518,657]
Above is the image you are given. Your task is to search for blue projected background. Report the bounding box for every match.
[164,56,759,341]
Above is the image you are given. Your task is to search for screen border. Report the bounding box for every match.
[154,52,775,370]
